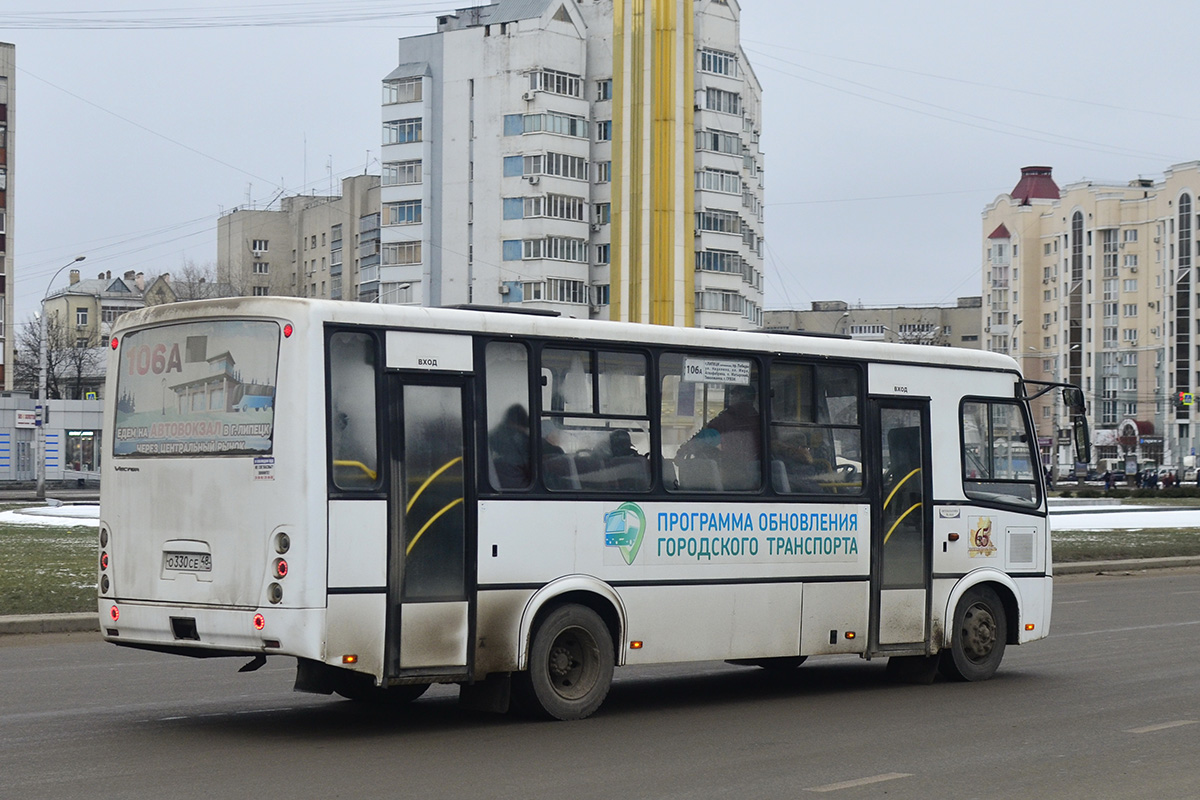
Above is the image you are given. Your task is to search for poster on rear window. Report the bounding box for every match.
[113,320,280,457]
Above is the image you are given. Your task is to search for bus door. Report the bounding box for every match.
[869,399,933,652]
[384,375,472,679]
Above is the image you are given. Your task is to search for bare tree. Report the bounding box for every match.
[13,313,105,400]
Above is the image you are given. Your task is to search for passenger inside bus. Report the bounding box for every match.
[676,384,762,490]
[489,404,532,488]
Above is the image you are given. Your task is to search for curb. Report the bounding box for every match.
[1054,556,1200,574]
[6,557,1200,636]
[0,612,99,636]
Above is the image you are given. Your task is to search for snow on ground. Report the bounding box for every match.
[0,504,100,528]
[1050,505,1200,531]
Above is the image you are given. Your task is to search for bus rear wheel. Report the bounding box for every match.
[514,604,614,721]
[940,586,1006,682]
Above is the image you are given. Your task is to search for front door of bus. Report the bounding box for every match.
[870,400,932,650]
[386,378,471,678]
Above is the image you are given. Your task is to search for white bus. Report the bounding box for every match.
[98,298,1088,720]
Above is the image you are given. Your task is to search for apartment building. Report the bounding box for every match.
[379,0,764,328]
[217,175,380,301]
[981,164,1200,475]
[1,43,13,388]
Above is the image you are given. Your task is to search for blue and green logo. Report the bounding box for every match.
[604,502,646,565]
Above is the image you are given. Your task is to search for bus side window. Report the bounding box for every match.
[660,352,762,492]
[485,341,532,490]
[329,332,381,490]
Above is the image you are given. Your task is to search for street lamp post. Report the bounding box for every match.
[36,255,86,500]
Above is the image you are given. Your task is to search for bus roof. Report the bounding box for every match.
[116,296,1020,375]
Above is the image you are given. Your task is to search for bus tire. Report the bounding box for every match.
[514,604,614,721]
[333,670,430,705]
[940,586,1006,682]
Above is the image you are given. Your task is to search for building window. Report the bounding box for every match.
[595,243,610,264]
[594,202,610,225]
[696,249,741,274]
[75,308,89,327]
[382,242,422,265]
[253,261,269,275]
[522,237,588,263]
[696,168,741,194]
[384,118,422,144]
[252,286,269,296]
[544,278,589,304]
[695,290,745,314]
[251,239,268,253]
[383,76,422,105]
[383,160,422,185]
[696,128,741,154]
[521,194,586,221]
[704,87,741,115]
[596,161,611,183]
[596,79,612,101]
[696,208,741,234]
[385,200,422,225]
[1124,229,1138,243]
[515,152,588,180]
[596,120,612,141]
[1124,254,1138,268]
[529,68,583,98]
[1123,304,1138,317]
[700,48,737,76]
[506,112,589,138]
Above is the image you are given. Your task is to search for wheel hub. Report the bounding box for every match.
[549,645,575,679]
[961,604,997,662]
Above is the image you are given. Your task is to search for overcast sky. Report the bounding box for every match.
[6,0,1200,326]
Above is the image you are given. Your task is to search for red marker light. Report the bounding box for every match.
[253,613,265,630]
[110,336,119,350]
[283,323,293,338]
[110,605,120,621]
[100,552,109,570]
[273,558,288,579]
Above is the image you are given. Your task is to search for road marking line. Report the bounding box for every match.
[806,773,912,792]
[1126,720,1197,734]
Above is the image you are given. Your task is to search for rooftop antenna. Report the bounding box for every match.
[328,155,333,196]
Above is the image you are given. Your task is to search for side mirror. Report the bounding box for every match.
[1072,415,1091,465]
[1062,387,1086,415]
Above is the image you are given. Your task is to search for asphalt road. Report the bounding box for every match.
[3,569,1198,799]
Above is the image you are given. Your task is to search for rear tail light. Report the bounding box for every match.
[253,614,265,630]
[273,558,288,579]
[110,605,120,622]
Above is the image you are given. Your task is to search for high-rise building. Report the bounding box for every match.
[982,163,1200,476]
[380,0,763,328]
[1,42,13,389]
[217,175,379,300]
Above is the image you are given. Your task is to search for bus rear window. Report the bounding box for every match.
[114,320,280,457]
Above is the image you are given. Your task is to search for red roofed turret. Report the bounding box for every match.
[988,223,1011,239]
[1011,166,1059,204]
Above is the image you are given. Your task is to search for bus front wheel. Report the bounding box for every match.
[940,586,1007,682]
[514,604,614,720]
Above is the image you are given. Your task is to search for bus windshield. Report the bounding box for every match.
[113,319,280,457]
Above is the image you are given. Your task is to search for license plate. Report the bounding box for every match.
[164,552,212,572]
